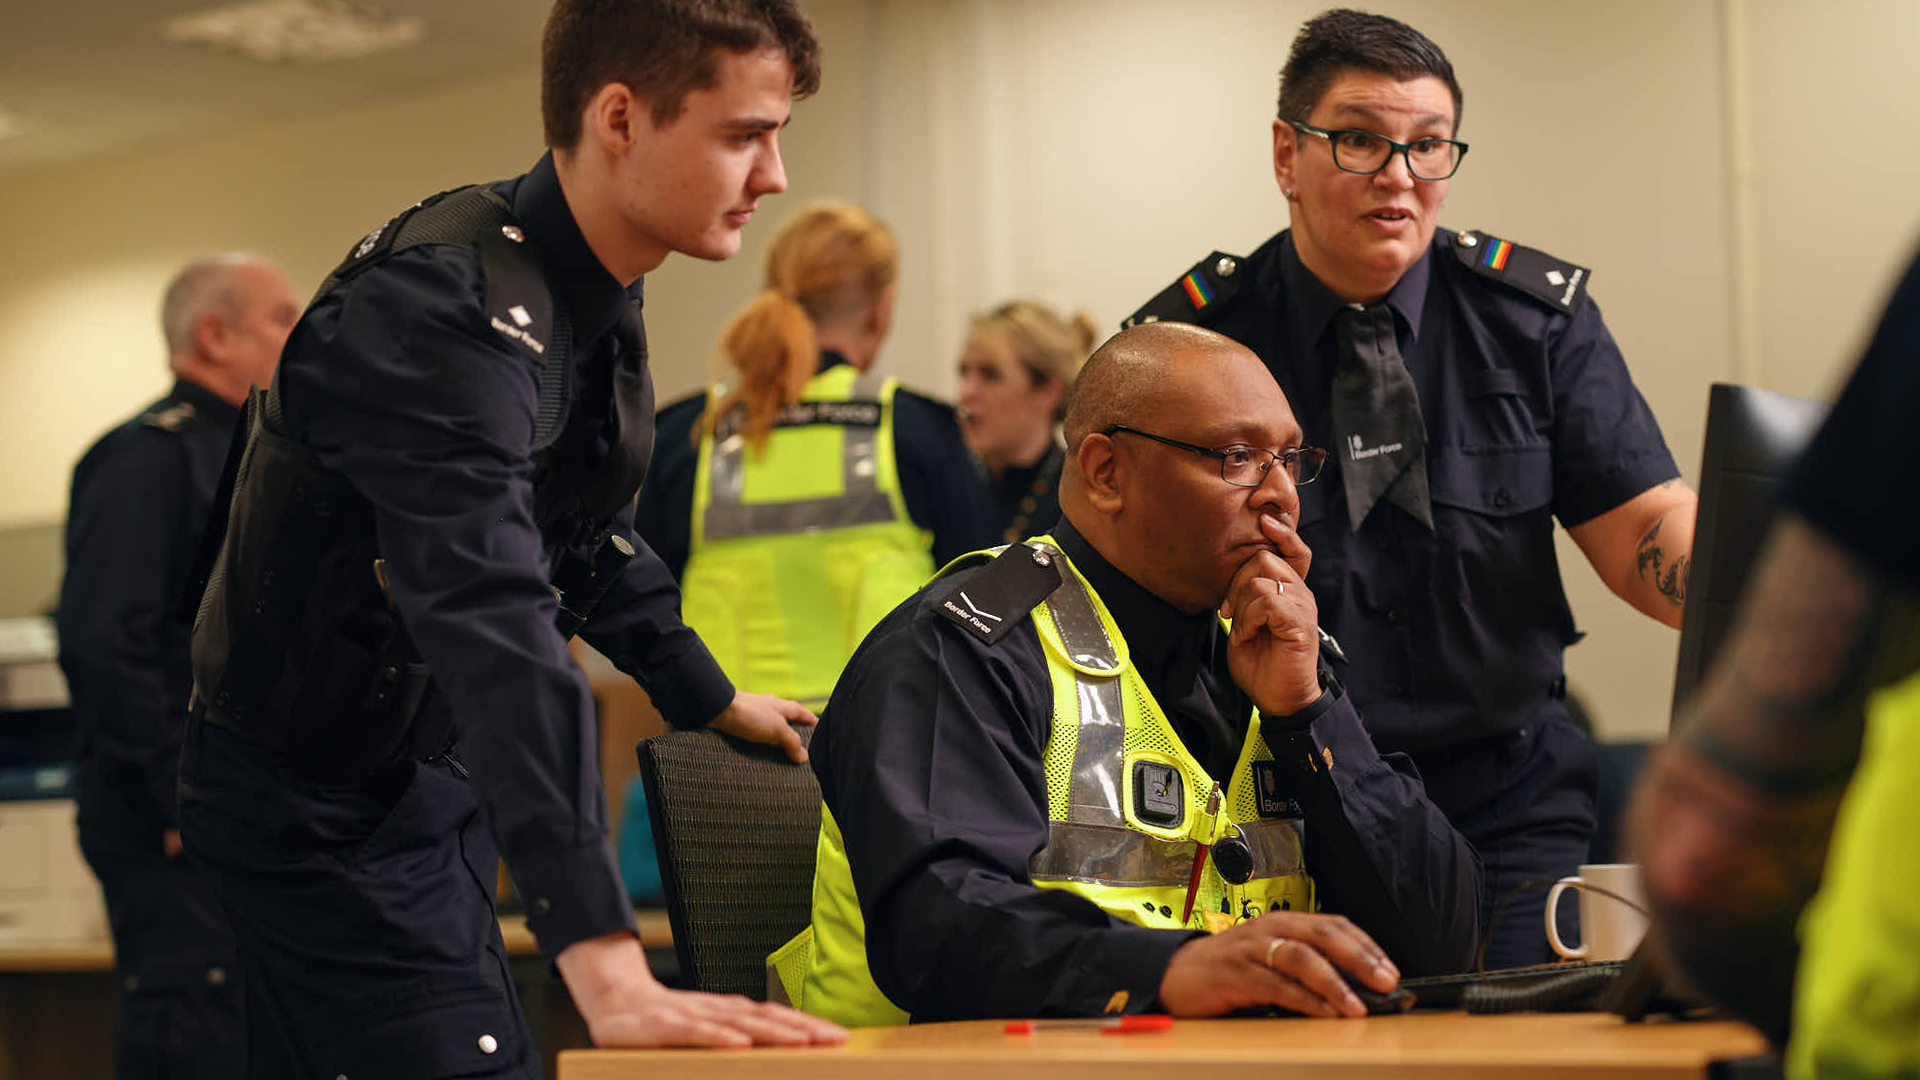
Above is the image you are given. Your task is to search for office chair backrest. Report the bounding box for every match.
[636,727,820,998]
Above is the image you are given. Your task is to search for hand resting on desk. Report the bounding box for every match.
[1158,911,1401,1018]
[556,932,847,1048]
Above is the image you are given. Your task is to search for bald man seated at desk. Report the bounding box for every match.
[768,323,1482,1025]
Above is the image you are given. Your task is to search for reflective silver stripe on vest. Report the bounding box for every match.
[1029,821,1195,887]
[1031,545,1306,887]
[1037,542,1127,826]
[1239,819,1306,879]
[1067,676,1126,826]
[703,371,894,541]
[1029,820,1306,888]
[1039,543,1121,674]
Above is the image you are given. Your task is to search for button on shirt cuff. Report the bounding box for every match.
[513,839,637,961]
[1075,925,1200,1017]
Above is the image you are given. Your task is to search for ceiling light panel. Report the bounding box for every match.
[163,0,427,64]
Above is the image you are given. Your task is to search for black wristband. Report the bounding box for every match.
[1259,669,1342,730]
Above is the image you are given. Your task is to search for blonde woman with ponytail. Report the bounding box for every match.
[955,300,1099,542]
[636,203,995,709]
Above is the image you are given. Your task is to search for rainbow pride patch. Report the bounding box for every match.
[1180,270,1215,309]
[1481,238,1513,271]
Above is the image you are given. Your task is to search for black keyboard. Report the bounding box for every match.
[1394,959,1627,1012]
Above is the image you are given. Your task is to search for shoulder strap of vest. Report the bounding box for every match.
[176,387,260,623]
[1123,251,1252,330]
[1446,228,1591,312]
[931,541,1061,646]
[309,185,575,451]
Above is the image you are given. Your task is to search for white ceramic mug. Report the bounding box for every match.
[1544,862,1649,962]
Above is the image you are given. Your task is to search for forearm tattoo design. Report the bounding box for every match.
[1635,515,1689,607]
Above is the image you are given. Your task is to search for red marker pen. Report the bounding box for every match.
[1180,782,1224,923]
[1004,1015,1175,1035]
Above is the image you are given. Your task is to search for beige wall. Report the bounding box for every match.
[2,0,1915,738]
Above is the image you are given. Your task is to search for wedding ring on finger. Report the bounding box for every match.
[1265,937,1289,969]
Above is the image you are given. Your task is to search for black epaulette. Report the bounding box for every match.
[321,186,556,367]
[931,542,1062,646]
[307,184,572,452]
[1447,228,1591,312]
[139,400,196,433]
[1121,251,1250,330]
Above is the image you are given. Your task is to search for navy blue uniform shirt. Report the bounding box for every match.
[1207,229,1679,752]
[812,517,1480,1021]
[59,377,239,830]
[275,152,733,959]
[1786,249,1920,588]
[637,352,999,577]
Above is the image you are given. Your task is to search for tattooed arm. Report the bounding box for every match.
[1568,478,1699,629]
[1625,515,1920,1043]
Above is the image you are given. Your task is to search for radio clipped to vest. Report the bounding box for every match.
[551,531,636,639]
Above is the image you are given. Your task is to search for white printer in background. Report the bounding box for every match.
[0,616,107,944]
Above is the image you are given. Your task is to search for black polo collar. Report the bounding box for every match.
[510,151,642,353]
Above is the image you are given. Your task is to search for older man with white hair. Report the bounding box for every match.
[57,251,298,1080]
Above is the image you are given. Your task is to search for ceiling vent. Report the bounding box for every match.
[163,0,427,64]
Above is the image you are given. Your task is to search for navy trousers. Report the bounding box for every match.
[178,712,537,1080]
[1412,711,1598,969]
[77,765,245,1080]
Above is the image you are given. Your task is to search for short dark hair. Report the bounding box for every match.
[542,0,822,150]
[1276,9,1462,129]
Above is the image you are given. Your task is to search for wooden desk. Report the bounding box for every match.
[0,940,113,974]
[558,1012,1770,1080]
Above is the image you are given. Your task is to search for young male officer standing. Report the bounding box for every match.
[1131,9,1698,967]
[177,3,846,1076]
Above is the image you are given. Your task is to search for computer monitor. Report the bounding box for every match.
[1669,383,1829,722]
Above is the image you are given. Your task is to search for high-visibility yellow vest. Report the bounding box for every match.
[768,538,1316,1025]
[1788,669,1920,1079]
[680,365,933,710]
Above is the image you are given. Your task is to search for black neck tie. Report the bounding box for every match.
[1330,304,1432,532]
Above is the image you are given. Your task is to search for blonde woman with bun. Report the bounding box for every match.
[636,203,995,709]
[955,300,1099,542]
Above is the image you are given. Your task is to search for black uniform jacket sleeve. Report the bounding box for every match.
[890,388,1001,564]
[1786,250,1920,589]
[580,497,734,730]
[815,563,1483,1020]
[631,393,705,581]
[1261,688,1484,975]
[279,245,634,957]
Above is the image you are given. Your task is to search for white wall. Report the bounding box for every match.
[3,0,1917,738]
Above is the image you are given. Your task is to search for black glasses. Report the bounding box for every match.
[1103,425,1326,487]
[1289,120,1468,181]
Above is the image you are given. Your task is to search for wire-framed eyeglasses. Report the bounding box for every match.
[1103,424,1328,487]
